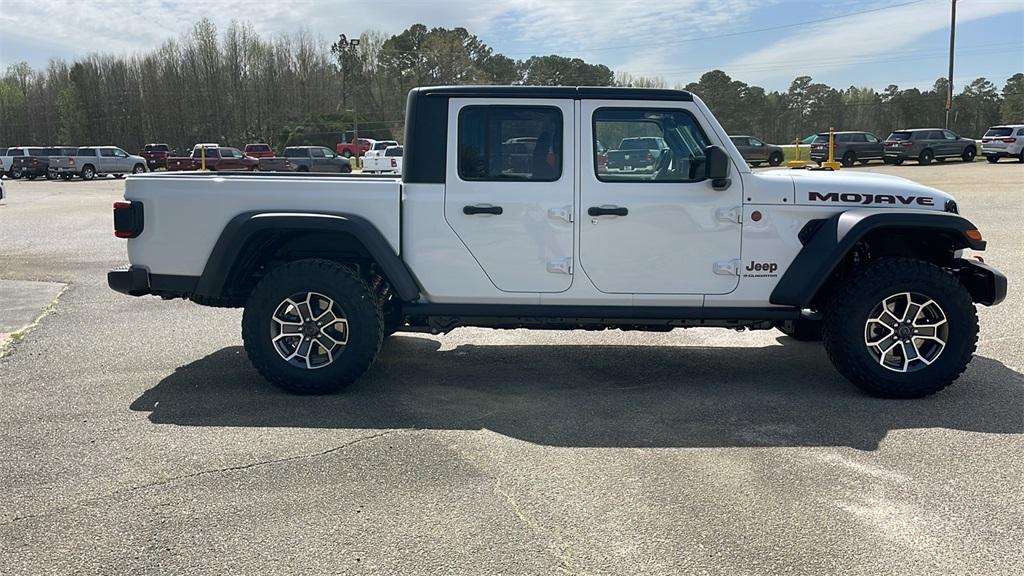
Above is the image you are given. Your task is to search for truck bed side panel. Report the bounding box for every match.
[123,173,402,278]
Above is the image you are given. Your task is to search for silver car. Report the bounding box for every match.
[729,135,784,166]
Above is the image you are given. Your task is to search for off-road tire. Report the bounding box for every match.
[822,258,978,398]
[242,259,384,394]
[841,151,856,167]
[768,151,784,166]
[918,149,934,165]
[777,318,823,342]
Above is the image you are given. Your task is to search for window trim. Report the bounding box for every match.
[456,104,564,183]
[591,106,711,184]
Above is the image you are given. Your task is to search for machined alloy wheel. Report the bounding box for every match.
[81,165,95,180]
[270,291,349,370]
[133,164,146,174]
[242,258,384,394]
[864,292,948,373]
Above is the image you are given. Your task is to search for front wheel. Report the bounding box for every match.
[132,163,146,174]
[961,147,976,162]
[822,258,978,398]
[986,155,999,164]
[918,149,934,165]
[768,151,784,166]
[242,259,384,394]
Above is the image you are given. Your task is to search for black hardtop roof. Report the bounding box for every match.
[411,85,694,102]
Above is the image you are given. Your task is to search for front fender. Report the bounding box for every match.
[770,209,985,308]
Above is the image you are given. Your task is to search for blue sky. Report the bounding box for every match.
[1,0,1021,92]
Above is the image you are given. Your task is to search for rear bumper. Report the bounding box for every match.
[981,147,1017,158]
[108,266,198,298]
[956,259,1007,306]
[108,265,151,296]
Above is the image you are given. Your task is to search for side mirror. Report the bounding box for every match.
[704,145,731,190]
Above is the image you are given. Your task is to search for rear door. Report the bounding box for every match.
[863,133,882,159]
[443,98,576,293]
[940,130,960,157]
[310,147,330,172]
[579,101,742,295]
[98,148,119,172]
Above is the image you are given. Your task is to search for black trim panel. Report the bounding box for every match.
[195,212,421,302]
[771,210,984,308]
[403,303,798,321]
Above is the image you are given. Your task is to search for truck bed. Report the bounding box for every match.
[123,172,403,277]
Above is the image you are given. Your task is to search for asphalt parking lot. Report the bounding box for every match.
[1,161,1022,575]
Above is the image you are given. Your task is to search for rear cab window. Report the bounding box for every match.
[283,148,305,158]
[458,105,563,181]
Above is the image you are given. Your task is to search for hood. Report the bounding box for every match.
[780,169,955,210]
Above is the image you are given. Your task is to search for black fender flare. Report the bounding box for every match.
[770,209,985,308]
[194,212,421,302]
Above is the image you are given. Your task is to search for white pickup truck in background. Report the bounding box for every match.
[361,145,404,174]
[108,86,1005,400]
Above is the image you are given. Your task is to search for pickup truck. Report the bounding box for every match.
[108,85,1006,399]
[51,147,148,180]
[362,145,403,174]
[258,146,352,173]
[8,147,51,179]
[605,137,670,173]
[335,138,382,158]
[165,146,259,172]
[140,143,172,171]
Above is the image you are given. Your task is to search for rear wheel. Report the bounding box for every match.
[80,165,95,180]
[961,147,976,162]
[750,162,762,167]
[934,157,946,163]
[858,159,870,165]
[242,259,383,395]
[822,258,977,398]
[113,174,124,179]
[46,170,58,180]
[841,151,856,167]
[342,150,352,158]
[1019,150,1024,163]
[918,149,934,165]
[893,158,904,166]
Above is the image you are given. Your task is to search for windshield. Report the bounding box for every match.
[888,131,913,141]
[984,127,1013,137]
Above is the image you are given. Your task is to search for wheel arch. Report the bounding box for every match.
[194,212,421,304]
[771,210,986,308]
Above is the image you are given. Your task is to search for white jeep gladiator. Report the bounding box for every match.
[108,86,1006,398]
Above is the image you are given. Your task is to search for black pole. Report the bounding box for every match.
[946,0,957,129]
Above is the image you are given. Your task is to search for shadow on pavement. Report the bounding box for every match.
[130,335,1024,450]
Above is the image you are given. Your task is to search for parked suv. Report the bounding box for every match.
[981,125,1024,163]
[810,131,884,166]
[883,129,976,165]
[729,136,784,167]
[258,146,352,173]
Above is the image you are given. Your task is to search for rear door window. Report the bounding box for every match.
[458,105,563,181]
[310,147,326,158]
[100,148,117,157]
[283,148,305,158]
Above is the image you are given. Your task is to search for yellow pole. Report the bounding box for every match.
[786,137,809,169]
[822,126,841,170]
[201,146,206,171]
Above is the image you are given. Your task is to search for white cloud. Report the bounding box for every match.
[724,0,1024,83]
[0,0,761,69]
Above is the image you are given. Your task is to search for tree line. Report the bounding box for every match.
[0,19,1020,152]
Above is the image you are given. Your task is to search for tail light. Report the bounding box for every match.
[390,158,397,168]
[113,201,144,238]
[901,141,913,147]
[1001,138,1016,144]
[981,138,991,143]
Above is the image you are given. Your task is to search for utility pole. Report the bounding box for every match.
[337,33,361,165]
[945,0,957,129]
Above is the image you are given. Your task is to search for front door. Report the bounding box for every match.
[579,101,742,295]
[444,98,576,293]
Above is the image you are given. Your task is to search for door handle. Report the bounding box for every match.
[588,206,628,217]
[463,204,503,216]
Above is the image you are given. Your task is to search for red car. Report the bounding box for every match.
[165,146,259,171]
[140,143,172,170]
[335,138,373,158]
[244,143,275,159]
